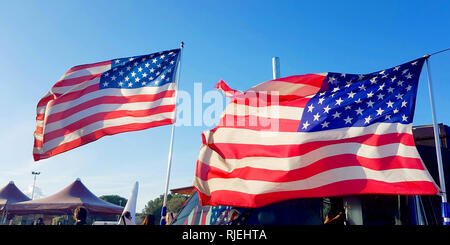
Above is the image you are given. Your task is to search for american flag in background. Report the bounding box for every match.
[194,57,439,208]
[183,205,242,225]
[33,49,180,161]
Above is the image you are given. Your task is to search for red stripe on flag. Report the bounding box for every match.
[206,132,416,159]
[34,118,174,161]
[64,61,111,75]
[190,206,198,225]
[53,74,102,88]
[272,74,327,86]
[196,180,438,208]
[44,90,175,124]
[43,105,176,142]
[230,94,311,107]
[196,154,425,183]
[216,79,241,97]
[218,115,301,132]
[200,207,209,225]
[49,83,100,106]
[35,126,43,135]
[37,94,59,109]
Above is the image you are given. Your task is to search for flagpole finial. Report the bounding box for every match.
[180,41,184,49]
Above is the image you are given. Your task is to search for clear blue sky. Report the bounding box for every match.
[0,0,449,213]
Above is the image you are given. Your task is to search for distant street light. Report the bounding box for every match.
[31,171,41,200]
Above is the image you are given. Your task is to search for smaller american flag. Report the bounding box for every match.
[34,49,180,161]
[210,206,241,225]
[183,204,244,225]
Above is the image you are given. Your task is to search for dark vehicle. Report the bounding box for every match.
[171,124,450,225]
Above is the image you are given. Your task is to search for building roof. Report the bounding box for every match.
[170,186,196,196]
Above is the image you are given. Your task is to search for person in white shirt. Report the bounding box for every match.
[118,211,136,225]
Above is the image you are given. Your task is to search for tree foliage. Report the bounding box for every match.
[141,193,188,223]
[99,195,127,207]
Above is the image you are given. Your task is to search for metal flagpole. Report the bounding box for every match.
[424,55,450,225]
[160,42,184,225]
[272,57,280,79]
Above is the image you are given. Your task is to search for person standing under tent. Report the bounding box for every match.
[74,206,88,225]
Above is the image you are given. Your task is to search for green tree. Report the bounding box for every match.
[99,195,128,207]
[141,193,188,224]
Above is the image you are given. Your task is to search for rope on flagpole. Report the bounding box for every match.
[423,55,450,225]
[160,42,184,225]
[426,48,450,57]
[423,47,450,59]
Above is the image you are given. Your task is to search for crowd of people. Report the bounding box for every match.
[74,206,157,225]
[31,206,159,225]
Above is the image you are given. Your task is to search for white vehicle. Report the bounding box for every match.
[92,221,118,225]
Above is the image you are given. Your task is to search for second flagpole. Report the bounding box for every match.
[160,42,184,225]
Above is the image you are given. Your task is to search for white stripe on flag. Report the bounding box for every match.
[199,142,422,172]
[43,97,176,134]
[203,122,414,145]
[37,111,175,152]
[195,167,435,196]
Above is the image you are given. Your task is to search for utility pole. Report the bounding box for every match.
[31,171,41,200]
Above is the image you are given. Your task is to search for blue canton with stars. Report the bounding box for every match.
[99,49,180,89]
[298,58,425,132]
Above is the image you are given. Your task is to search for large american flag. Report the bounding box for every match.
[33,49,181,161]
[194,57,439,208]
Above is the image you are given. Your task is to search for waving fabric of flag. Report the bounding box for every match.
[33,49,181,161]
[182,205,244,225]
[194,57,439,208]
